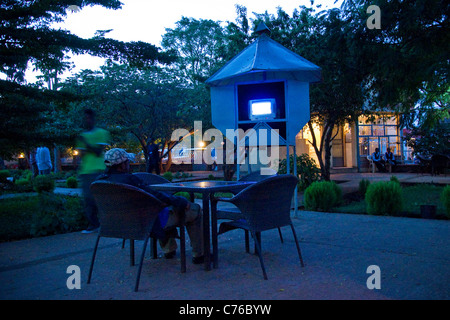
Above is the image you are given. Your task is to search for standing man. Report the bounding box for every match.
[147,139,161,175]
[76,109,110,234]
[36,146,52,175]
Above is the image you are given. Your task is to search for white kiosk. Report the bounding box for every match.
[206,23,321,216]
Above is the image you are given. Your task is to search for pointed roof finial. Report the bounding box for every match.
[255,22,271,36]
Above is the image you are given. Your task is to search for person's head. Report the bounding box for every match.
[104,148,134,173]
[83,109,96,130]
[375,148,379,153]
[387,147,391,153]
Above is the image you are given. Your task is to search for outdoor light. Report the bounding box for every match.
[18,153,25,159]
[199,141,206,148]
[73,150,79,156]
[248,98,276,121]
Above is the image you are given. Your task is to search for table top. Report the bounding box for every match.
[150,180,255,193]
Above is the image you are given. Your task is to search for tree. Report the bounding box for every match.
[248,1,449,180]
[341,0,449,117]
[62,62,200,173]
[162,17,226,87]
[0,0,175,158]
[249,7,370,180]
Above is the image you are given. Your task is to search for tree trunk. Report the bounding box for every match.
[222,164,236,181]
[322,126,333,181]
[53,144,62,173]
[308,119,335,181]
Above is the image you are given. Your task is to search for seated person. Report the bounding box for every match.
[96,148,204,264]
[384,147,397,170]
[372,148,386,172]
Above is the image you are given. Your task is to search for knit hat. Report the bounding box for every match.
[104,148,134,167]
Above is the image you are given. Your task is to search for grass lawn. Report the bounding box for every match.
[335,184,448,219]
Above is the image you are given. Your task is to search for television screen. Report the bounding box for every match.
[249,99,276,120]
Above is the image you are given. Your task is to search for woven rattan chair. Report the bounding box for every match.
[214,174,304,280]
[132,172,191,258]
[212,171,283,253]
[87,181,186,292]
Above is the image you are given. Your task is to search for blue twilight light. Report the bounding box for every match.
[249,98,276,121]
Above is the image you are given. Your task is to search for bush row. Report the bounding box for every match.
[0,193,87,241]
[304,181,342,212]
[305,177,449,218]
[1,169,79,193]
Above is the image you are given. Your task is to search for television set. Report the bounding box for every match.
[248,98,276,121]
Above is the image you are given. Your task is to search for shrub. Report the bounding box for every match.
[304,181,343,212]
[441,185,450,218]
[30,193,86,237]
[14,179,34,193]
[359,179,371,197]
[162,171,173,182]
[66,176,78,188]
[174,192,191,201]
[365,181,403,215]
[33,175,55,193]
[390,175,400,184]
[278,154,321,191]
[174,171,182,180]
[0,170,10,183]
[0,194,86,241]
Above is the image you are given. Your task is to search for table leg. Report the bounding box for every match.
[210,193,218,269]
[202,194,211,271]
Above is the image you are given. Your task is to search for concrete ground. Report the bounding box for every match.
[0,171,449,300]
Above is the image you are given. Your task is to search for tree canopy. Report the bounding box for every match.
[0,0,175,157]
[1,1,448,177]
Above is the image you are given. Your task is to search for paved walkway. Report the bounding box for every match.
[0,209,449,300]
[0,171,449,300]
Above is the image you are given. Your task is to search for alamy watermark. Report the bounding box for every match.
[366,5,381,30]
[170,121,281,174]
[366,265,381,290]
[66,265,81,290]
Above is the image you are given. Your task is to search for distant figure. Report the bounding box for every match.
[76,109,110,234]
[372,148,386,172]
[210,147,217,171]
[147,140,161,175]
[36,146,52,175]
[29,148,39,177]
[385,147,397,170]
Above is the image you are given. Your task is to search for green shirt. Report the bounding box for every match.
[76,128,110,175]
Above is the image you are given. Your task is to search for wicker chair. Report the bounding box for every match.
[214,174,304,280]
[212,171,283,253]
[132,172,180,257]
[87,181,186,292]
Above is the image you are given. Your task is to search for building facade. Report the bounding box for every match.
[296,113,413,172]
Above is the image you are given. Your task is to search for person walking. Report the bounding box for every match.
[76,109,110,234]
